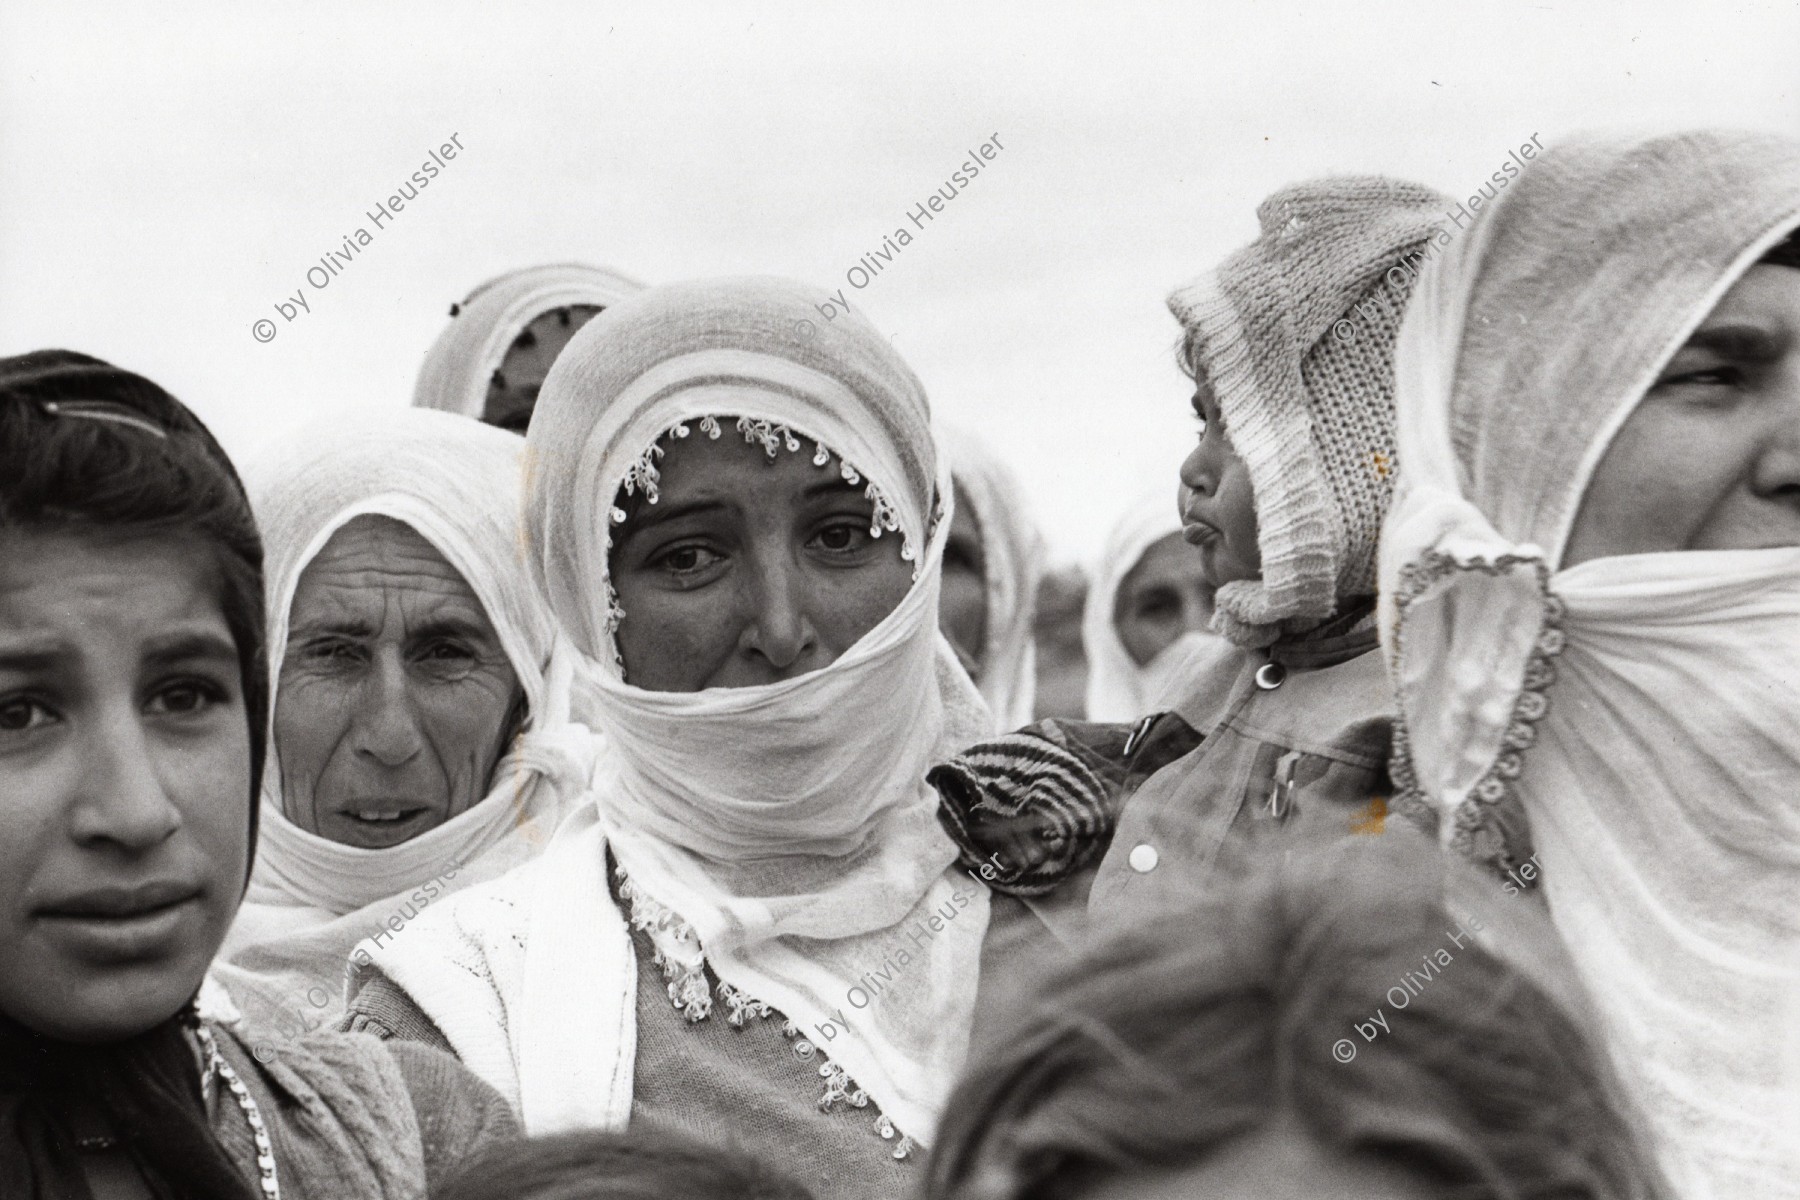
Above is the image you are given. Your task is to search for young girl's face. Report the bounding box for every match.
[609,430,915,691]
[0,532,251,1042]
[1178,381,1262,588]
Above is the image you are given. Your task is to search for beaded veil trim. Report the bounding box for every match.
[615,866,919,1160]
[598,414,915,667]
[1386,551,1565,881]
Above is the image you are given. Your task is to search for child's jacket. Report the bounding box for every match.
[1087,619,1394,926]
[929,613,1396,936]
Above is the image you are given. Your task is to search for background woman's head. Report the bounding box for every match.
[940,479,990,674]
[1111,530,1213,669]
[0,351,265,1041]
[247,409,553,849]
[527,276,942,696]
[924,836,1668,1200]
[1081,489,1218,722]
[414,262,646,430]
[935,425,1046,728]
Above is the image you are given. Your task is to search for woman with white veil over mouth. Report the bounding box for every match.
[345,276,1053,1200]
[1380,129,1800,1197]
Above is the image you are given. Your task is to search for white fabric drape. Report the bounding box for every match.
[413,263,644,418]
[1379,129,1800,1198]
[939,424,1045,730]
[222,410,596,1025]
[367,278,996,1147]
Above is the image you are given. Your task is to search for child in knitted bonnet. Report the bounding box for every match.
[928,176,1456,936]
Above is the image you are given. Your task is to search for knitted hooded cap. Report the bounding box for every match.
[1169,175,1452,646]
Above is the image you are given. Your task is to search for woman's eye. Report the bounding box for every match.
[1656,362,1744,391]
[0,696,57,734]
[812,521,872,555]
[146,679,226,717]
[656,544,723,575]
[416,641,479,680]
[301,639,361,664]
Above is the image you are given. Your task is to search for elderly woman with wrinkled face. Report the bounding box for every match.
[0,353,516,1200]
[343,278,1057,1200]
[216,408,595,1037]
[275,512,524,846]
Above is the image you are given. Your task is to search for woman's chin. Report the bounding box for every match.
[8,942,218,1044]
[13,982,201,1045]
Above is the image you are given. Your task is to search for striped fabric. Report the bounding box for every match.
[930,715,1203,895]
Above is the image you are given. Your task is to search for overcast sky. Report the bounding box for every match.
[3,1,1796,562]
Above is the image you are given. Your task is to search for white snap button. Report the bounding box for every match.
[1128,843,1159,873]
[1255,662,1287,690]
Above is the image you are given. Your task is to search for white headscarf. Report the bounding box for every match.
[221,410,596,1020]
[1081,486,1233,722]
[939,424,1045,729]
[511,277,993,1145]
[1379,130,1800,1198]
[413,263,645,418]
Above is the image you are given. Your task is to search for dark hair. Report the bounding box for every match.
[1762,229,1800,269]
[923,835,1671,1200]
[436,1127,819,1200]
[0,350,268,848]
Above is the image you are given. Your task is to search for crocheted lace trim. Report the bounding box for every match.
[614,867,918,1160]
[1386,551,1565,881]
[599,415,915,662]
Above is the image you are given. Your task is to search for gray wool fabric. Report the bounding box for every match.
[1168,176,1451,646]
[211,1020,516,1199]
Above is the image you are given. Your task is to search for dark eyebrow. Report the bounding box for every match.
[288,618,376,641]
[802,477,869,502]
[409,617,492,644]
[0,644,65,674]
[614,497,729,544]
[1678,322,1787,362]
[143,631,241,670]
